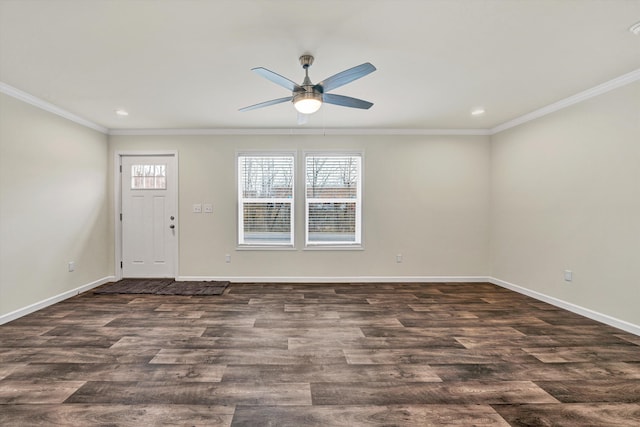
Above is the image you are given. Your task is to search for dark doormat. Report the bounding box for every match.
[155,281,229,295]
[95,279,229,296]
[94,278,174,294]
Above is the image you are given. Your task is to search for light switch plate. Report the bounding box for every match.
[193,203,202,213]
[203,203,213,213]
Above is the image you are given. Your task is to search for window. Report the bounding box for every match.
[305,153,362,246]
[131,164,166,189]
[237,154,294,246]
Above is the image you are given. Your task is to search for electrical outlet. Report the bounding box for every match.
[564,270,573,282]
[68,261,75,272]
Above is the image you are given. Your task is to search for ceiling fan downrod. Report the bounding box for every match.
[299,55,315,87]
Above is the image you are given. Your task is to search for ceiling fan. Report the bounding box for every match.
[239,55,376,115]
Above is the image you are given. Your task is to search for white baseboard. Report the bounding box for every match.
[489,277,640,336]
[0,276,115,325]
[176,275,491,283]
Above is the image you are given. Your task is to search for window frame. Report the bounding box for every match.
[236,151,296,249]
[304,151,363,249]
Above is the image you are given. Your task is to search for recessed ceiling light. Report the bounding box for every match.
[114,109,129,117]
[471,108,485,116]
[630,22,640,35]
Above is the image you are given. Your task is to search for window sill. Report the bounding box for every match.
[236,245,297,251]
[303,245,364,251]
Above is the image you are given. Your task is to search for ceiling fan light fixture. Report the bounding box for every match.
[293,92,322,114]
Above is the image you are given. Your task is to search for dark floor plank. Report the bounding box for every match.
[0,335,116,348]
[4,363,225,382]
[231,404,510,426]
[360,326,525,338]
[0,404,234,426]
[0,326,55,338]
[110,335,289,350]
[616,333,640,345]
[535,380,640,403]
[409,303,503,312]
[254,318,404,328]
[431,362,640,382]
[0,363,26,380]
[43,325,207,338]
[493,403,640,427]
[150,348,346,365]
[154,303,273,312]
[203,326,365,339]
[104,317,256,328]
[344,348,538,365]
[285,303,395,312]
[399,316,551,328]
[6,314,116,327]
[523,345,640,363]
[0,347,159,364]
[0,380,86,404]
[515,324,624,336]
[455,334,632,349]
[340,310,480,320]
[288,336,463,351]
[228,283,338,293]
[310,381,558,405]
[222,364,442,383]
[66,381,311,406]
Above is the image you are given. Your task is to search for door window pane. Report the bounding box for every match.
[131,164,167,189]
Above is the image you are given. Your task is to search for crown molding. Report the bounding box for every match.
[108,127,491,136]
[0,81,108,134]
[490,68,640,135]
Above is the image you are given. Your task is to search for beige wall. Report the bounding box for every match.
[109,134,491,279]
[3,78,638,331]
[0,93,110,318]
[490,81,640,326]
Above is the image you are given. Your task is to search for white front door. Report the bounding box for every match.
[121,155,177,278]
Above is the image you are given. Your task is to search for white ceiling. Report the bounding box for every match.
[1,0,639,131]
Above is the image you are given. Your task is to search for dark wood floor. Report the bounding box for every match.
[1,282,639,426]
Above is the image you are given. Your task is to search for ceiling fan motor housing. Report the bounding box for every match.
[293,90,322,105]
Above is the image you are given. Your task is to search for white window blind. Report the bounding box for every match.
[305,154,362,246]
[238,154,294,246]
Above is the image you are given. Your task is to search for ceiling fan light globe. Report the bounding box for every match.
[295,99,322,114]
[293,92,322,114]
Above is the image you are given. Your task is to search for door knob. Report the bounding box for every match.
[170,216,175,220]
[169,224,175,229]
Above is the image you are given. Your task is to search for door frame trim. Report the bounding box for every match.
[114,150,179,281]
